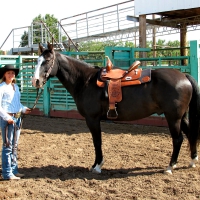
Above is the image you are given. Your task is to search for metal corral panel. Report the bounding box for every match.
[135,0,200,15]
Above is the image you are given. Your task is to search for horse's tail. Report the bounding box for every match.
[185,74,200,147]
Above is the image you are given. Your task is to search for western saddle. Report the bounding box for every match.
[97,57,151,119]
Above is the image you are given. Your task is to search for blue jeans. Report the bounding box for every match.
[1,117,21,179]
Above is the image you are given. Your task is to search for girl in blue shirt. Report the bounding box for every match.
[0,65,31,180]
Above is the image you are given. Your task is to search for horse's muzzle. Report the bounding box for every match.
[32,78,42,88]
[36,79,40,88]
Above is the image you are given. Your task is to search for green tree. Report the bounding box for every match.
[146,39,181,57]
[20,31,29,47]
[78,40,125,51]
[71,39,182,65]
[124,41,135,47]
[20,14,66,47]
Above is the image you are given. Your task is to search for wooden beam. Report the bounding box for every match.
[127,15,178,28]
[139,15,147,66]
[180,25,187,65]
[152,14,156,63]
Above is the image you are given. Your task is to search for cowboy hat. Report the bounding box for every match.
[0,65,19,79]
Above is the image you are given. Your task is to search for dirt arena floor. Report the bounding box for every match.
[0,115,200,200]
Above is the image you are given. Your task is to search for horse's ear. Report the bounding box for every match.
[38,43,44,55]
[47,41,54,52]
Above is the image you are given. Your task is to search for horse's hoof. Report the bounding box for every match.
[164,170,173,175]
[189,156,198,168]
[172,164,177,169]
[90,159,105,174]
[189,163,196,168]
[164,165,175,175]
[90,167,101,174]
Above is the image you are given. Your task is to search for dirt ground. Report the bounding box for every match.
[0,115,200,200]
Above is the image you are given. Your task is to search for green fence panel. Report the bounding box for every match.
[49,77,77,111]
[105,45,192,74]
[0,40,199,117]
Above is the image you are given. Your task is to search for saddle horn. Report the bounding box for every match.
[128,61,141,72]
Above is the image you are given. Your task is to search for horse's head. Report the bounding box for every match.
[32,42,56,88]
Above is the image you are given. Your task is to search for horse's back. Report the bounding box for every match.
[78,67,192,121]
[115,68,193,121]
[150,68,192,100]
[151,68,192,101]
[151,68,188,82]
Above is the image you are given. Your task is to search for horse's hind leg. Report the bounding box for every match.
[165,118,183,174]
[85,117,104,173]
[180,114,198,167]
[180,113,189,138]
[180,113,199,167]
[187,116,199,167]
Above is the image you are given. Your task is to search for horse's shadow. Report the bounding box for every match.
[8,165,188,181]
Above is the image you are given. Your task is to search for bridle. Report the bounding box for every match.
[42,50,55,85]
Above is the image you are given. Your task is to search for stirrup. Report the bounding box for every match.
[107,107,118,119]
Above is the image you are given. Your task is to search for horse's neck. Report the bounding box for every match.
[56,55,96,97]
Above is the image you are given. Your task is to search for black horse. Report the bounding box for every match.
[32,42,200,174]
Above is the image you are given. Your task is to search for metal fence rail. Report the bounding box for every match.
[0,41,199,118]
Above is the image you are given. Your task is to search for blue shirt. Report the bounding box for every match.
[0,82,27,121]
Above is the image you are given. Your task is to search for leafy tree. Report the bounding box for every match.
[70,39,182,66]
[146,39,181,57]
[124,41,135,47]
[20,31,29,47]
[20,14,66,48]
[78,40,125,51]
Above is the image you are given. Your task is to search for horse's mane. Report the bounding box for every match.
[64,54,97,68]
[56,53,101,86]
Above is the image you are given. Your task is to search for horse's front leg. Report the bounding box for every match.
[85,117,104,173]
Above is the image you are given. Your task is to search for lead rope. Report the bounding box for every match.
[31,88,44,111]
[12,122,18,164]
[20,88,44,129]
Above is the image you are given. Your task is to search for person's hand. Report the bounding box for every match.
[25,108,32,114]
[7,118,14,124]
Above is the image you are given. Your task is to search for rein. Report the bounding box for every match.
[31,88,44,110]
